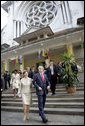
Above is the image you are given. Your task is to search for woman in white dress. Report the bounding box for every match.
[11,70,20,98]
[20,70,32,121]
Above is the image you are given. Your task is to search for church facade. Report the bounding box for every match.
[1,1,84,73]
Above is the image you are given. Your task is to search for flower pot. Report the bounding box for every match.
[66,86,76,93]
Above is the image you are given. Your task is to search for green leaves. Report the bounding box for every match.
[61,52,79,88]
[61,52,73,62]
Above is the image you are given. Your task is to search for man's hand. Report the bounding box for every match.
[38,87,42,91]
[47,86,50,90]
[1,89,3,91]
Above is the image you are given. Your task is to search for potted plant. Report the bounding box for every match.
[61,52,79,93]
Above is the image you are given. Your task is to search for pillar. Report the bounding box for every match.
[14,21,16,38]
[17,21,19,37]
[44,34,48,39]
[21,21,23,35]
[20,56,24,72]
[4,60,9,72]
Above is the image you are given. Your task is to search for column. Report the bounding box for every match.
[1,61,4,73]
[38,36,40,40]
[7,60,9,72]
[21,21,23,35]
[17,21,19,37]
[64,1,72,23]
[14,21,16,38]
[4,60,9,71]
[44,34,48,39]
[20,56,24,72]
[61,1,67,23]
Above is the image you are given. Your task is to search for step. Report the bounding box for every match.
[2,91,84,98]
[1,101,84,108]
[1,106,84,115]
[32,102,84,108]
[3,83,84,90]
[2,87,84,94]
[1,97,84,103]
[56,84,84,87]
[2,92,84,99]
[2,88,84,96]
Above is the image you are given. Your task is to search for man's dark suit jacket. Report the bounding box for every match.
[46,65,57,81]
[33,73,50,95]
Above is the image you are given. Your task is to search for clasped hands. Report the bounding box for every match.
[38,86,50,91]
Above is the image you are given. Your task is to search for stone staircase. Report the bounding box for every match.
[1,81,84,116]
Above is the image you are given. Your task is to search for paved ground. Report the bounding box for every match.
[1,111,84,125]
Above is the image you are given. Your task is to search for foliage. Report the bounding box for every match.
[61,52,79,88]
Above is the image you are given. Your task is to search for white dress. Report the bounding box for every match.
[20,77,32,105]
[11,73,20,89]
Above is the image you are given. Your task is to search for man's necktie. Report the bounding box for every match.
[41,73,44,82]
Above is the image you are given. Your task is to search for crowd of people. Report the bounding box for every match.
[1,60,78,123]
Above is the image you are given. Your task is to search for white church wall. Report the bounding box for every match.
[50,1,84,32]
[68,1,84,27]
[1,26,7,45]
[1,1,84,47]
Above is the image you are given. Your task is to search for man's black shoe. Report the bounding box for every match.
[42,119,48,123]
[52,93,55,95]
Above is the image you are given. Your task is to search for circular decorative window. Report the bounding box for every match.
[25,1,57,27]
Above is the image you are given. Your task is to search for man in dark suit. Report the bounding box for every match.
[1,74,5,98]
[26,67,32,78]
[31,66,37,79]
[71,63,78,74]
[46,60,57,95]
[56,62,63,83]
[4,71,8,89]
[33,66,50,123]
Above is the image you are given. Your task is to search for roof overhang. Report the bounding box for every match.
[13,26,54,44]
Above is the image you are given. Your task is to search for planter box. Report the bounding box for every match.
[66,86,76,93]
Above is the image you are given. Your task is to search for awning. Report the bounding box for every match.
[13,26,54,44]
[1,27,84,61]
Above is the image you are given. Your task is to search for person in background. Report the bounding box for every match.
[18,70,23,80]
[26,67,32,79]
[10,70,20,98]
[1,74,5,98]
[7,71,11,88]
[19,70,32,121]
[4,71,8,89]
[71,63,78,74]
[56,62,63,84]
[33,66,50,123]
[46,60,57,95]
[31,66,37,79]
